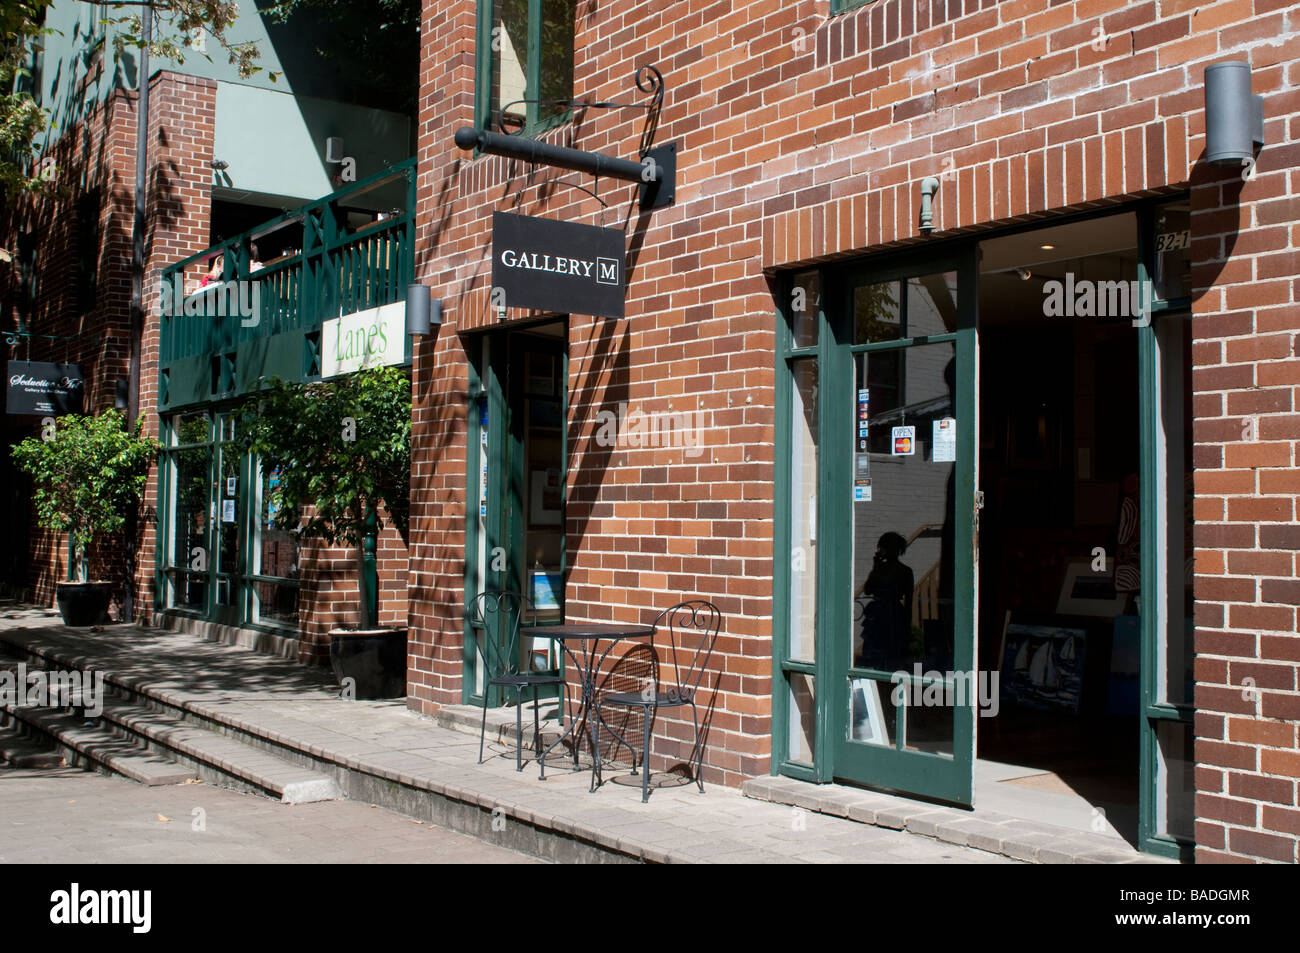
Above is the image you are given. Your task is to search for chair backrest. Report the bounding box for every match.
[651,600,722,702]
[466,590,533,679]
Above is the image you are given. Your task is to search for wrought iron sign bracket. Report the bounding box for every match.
[454,66,676,211]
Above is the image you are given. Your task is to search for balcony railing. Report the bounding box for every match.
[158,158,416,410]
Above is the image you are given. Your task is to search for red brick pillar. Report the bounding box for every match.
[1190,53,1300,863]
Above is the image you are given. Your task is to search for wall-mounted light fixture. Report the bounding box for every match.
[1204,61,1265,165]
[210,158,229,170]
[114,378,130,411]
[325,136,346,164]
[406,283,441,336]
[919,176,941,235]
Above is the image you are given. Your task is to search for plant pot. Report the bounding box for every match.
[328,627,407,699]
[55,581,113,627]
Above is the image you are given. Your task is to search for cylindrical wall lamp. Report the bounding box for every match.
[406,283,442,336]
[1204,61,1265,165]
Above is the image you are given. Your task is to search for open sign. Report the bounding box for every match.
[892,426,915,456]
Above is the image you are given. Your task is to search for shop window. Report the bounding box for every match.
[479,0,576,134]
[252,464,300,628]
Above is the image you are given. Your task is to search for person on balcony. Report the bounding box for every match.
[199,253,224,288]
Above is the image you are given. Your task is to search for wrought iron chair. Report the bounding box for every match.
[468,590,568,772]
[593,641,659,771]
[595,600,721,802]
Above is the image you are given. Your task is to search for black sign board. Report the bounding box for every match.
[6,361,86,415]
[491,212,625,319]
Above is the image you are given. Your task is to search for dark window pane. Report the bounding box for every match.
[537,0,576,122]
[490,0,530,129]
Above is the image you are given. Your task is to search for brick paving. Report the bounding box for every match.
[0,765,539,864]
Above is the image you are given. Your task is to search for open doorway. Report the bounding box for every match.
[976,212,1151,844]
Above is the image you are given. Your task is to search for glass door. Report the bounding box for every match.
[465,322,567,705]
[828,251,978,805]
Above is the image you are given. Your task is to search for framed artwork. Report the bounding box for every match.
[1001,623,1088,714]
[528,469,562,526]
[1056,559,1128,617]
[849,678,889,746]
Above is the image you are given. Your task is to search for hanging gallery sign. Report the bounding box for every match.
[6,361,85,415]
[491,212,625,319]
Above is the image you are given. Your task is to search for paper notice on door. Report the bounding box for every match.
[932,417,957,462]
[221,499,236,523]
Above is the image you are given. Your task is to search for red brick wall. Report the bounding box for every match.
[136,72,219,625]
[409,0,1299,848]
[3,82,140,606]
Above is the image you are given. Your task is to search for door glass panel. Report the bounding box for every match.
[253,465,299,627]
[854,272,957,345]
[214,432,241,609]
[788,674,816,764]
[1155,720,1195,840]
[854,280,901,344]
[788,359,818,662]
[853,340,958,675]
[171,446,211,575]
[1159,316,1194,705]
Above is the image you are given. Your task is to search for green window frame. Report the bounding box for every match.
[831,0,875,14]
[474,0,576,137]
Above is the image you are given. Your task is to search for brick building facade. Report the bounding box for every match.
[408,0,1299,863]
[3,65,411,663]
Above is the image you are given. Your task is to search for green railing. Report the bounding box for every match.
[158,158,416,409]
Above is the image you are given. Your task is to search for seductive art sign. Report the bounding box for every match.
[6,361,85,415]
[491,212,625,319]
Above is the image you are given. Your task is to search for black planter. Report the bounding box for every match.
[55,581,112,627]
[328,628,407,699]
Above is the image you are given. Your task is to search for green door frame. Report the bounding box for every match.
[1135,202,1195,861]
[772,197,1194,848]
[463,322,568,707]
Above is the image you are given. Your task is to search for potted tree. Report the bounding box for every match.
[11,410,158,626]
[236,366,411,699]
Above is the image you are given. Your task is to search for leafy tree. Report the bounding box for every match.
[234,365,411,629]
[263,0,418,115]
[10,409,158,581]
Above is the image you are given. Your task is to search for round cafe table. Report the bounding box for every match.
[521,622,655,790]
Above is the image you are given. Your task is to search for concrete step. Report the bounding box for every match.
[3,705,196,785]
[0,722,67,768]
[94,700,342,804]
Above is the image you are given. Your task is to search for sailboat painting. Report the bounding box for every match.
[1001,624,1088,713]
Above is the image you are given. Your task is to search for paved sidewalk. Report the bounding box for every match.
[0,605,1129,864]
[0,766,539,863]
